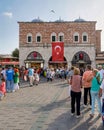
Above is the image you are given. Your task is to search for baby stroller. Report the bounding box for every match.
[102,99,104,126]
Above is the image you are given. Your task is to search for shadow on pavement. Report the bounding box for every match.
[46,109,104,130]
[33,98,69,114]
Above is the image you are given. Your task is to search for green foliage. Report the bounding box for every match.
[12,48,19,58]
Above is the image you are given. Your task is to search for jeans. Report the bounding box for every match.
[6,80,14,91]
[91,91,101,114]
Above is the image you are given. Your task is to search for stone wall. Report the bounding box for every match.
[18,21,100,68]
[19,44,96,68]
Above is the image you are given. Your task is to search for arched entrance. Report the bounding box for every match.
[24,51,44,68]
[48,56,67,68]
[72,51,91,68]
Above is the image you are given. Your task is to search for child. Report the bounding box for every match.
[0,78,6,100]
[14,68,19,91]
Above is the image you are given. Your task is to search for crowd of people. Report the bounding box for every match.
[0,65,104,123]
[0,66,42,99]
[67,65,104,119]
[0,66,69,100]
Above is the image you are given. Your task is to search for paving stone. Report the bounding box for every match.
[0,78,103,130]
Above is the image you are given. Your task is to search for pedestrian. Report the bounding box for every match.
[98,65,104,81]
[67,66,74,99]
[0,77,6,100]
[70,67,82,118]
[46,69,51,82]
[82,65,93,107]
[90,69,102,117]
[99,78,104,123]
[23,68,28,81]
[0,67,6,80]
[34,71,40,85]
[99,78,104,103]
[28,66,34,87]
[50,68,55,81]
[14,68,19,91]
[6,67,15,92]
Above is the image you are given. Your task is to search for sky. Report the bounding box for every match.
[0,0,104,54]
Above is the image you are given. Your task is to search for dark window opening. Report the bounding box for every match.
[83,35,87,42]
[28,36,32,42]
[74,36,78,42]
[52,36,56,42]
[59,36,63,42]
[37,36,41,42]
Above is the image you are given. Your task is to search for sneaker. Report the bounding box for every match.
[83,104,87,108]
[71,113,75,116]
[76,115,81,118]
[11,90,15,93]
[7,90,11,93]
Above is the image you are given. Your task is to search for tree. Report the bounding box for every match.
[12,48,19,58]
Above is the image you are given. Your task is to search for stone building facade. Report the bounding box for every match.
[18,18,101,69]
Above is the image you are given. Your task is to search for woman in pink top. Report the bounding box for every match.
[70,67,82,118]
[0,78,6,100]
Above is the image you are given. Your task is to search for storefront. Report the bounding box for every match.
[24,51,44,68]
[71,51,91,69]
[48,56,67,68]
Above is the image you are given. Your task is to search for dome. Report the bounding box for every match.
[54,17,64,22]
[74,17,86,22]
[31,17,43,22]
[55,19,64,22]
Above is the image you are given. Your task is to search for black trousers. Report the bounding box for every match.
[84,87,91,105]
[71,90,81,116]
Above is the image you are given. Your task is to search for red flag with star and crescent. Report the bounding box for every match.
[52,42,64,61]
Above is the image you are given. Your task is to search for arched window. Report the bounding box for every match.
[36,33,42,43]
[82,32,88,43]
[58,32,64,42]
[51,32,56,42]
[27,33,32,43]
[73,32,79,43]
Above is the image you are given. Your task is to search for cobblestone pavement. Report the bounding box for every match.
[0,78,104,130]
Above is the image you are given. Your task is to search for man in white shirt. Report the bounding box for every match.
[99,79,104,123]
[98,66,104,81]
[99,80,104,99]
[1,67,6,80]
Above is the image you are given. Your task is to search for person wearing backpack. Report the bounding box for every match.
[90,69,102,117]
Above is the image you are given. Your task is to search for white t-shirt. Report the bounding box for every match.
[1,69,6,79]
[100,79,104,98]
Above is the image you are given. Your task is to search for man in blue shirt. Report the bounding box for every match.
[6,67,14,92]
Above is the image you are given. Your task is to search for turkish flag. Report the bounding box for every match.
[52,42,64,61]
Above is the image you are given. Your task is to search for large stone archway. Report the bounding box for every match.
[48,56,67,68]
[24,51,44,68]
[71,51,91,68]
